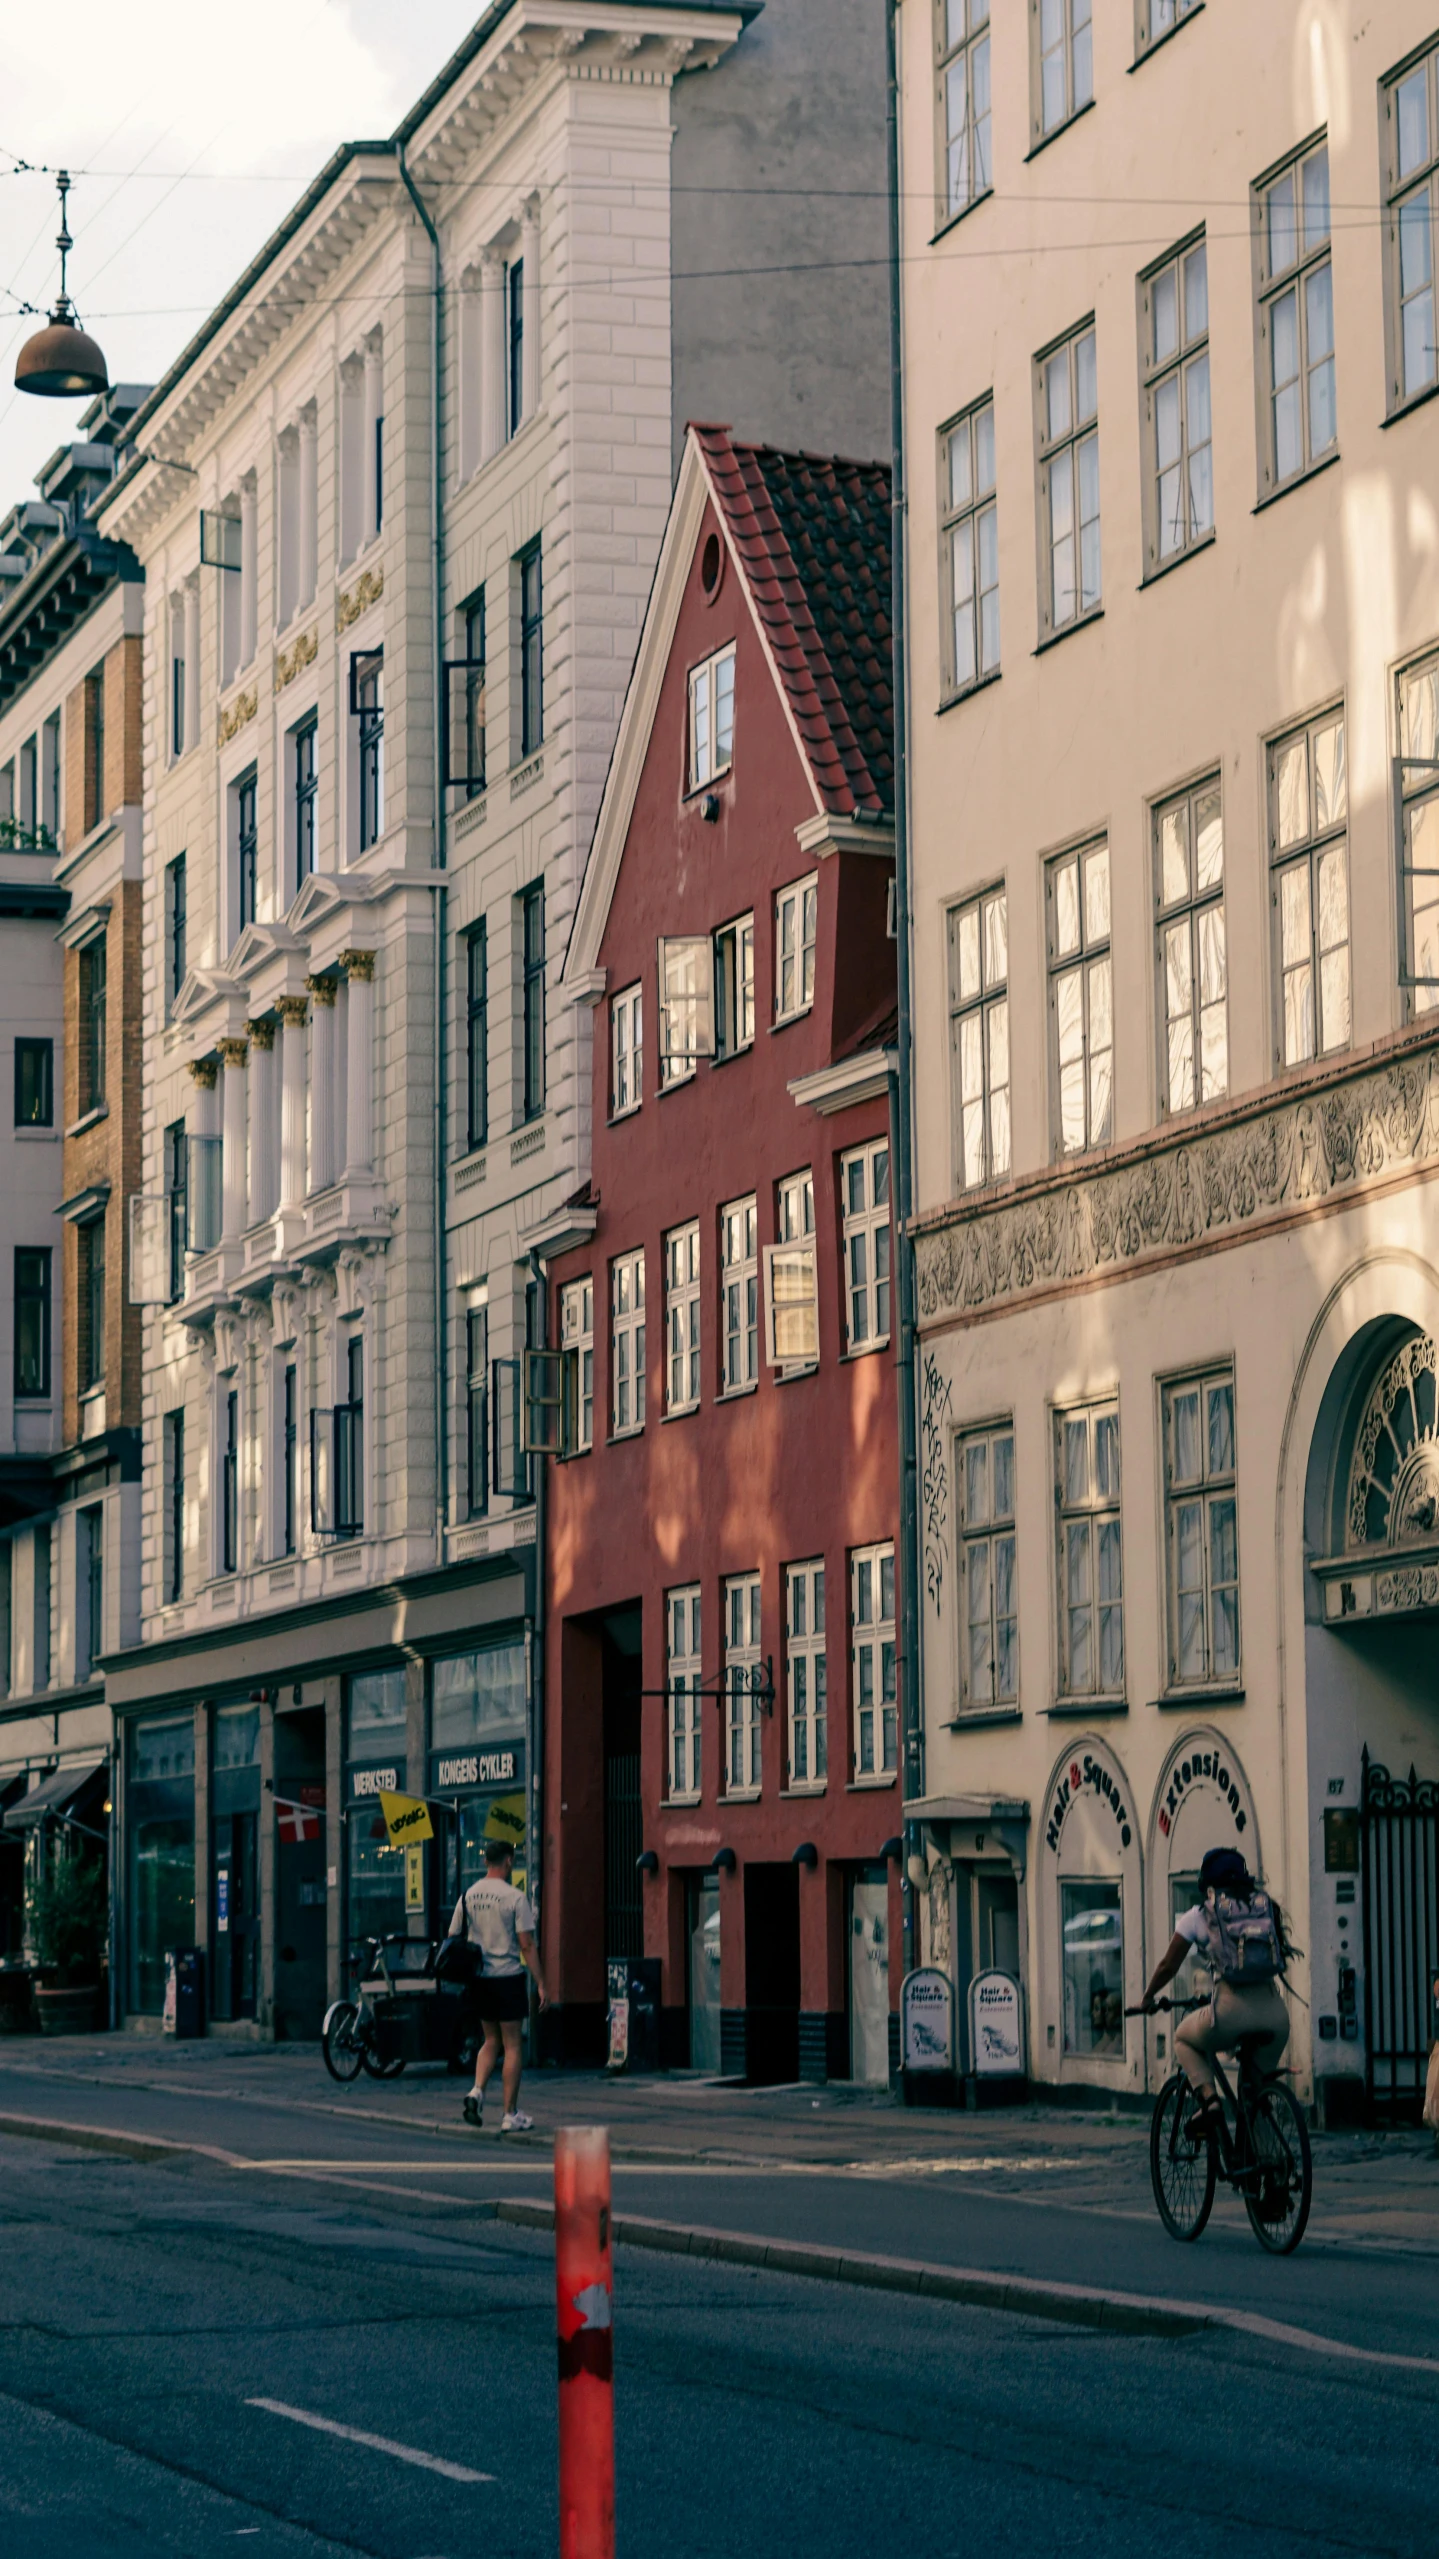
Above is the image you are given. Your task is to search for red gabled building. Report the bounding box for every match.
[540,426,900,2082]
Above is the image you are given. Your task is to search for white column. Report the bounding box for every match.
[363,338,383,539]
[340,952,374,1178]
[521,202,541,422]
[480,250,506,463]
[219,1039,248,1242]
[277,998,308,1209]
[298,407,318,608]
[183,578,201,754]
[239,477,258,669]
[247,1021,278,1223]
[307,976,337,1193]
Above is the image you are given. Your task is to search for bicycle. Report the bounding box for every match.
[1128,1996,1312,2256]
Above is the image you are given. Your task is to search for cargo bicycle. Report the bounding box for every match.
[1129,1995,1312,2255]
[322,1932,478,2083]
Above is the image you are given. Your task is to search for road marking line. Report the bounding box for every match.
[246,2399,493,2483]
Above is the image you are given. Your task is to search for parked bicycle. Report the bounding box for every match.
[322,1933,476,2084]
[1130,1996,1312,2255]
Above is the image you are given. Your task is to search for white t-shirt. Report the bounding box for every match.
[1174,1903,1218,1962]
[450,1875,535,1977]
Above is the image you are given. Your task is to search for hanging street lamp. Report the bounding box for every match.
[14,170,109,399]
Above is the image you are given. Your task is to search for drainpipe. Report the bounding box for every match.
[886,0,923,1982]
[396,144,450,1547]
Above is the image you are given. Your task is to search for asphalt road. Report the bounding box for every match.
[2,2127,1438,2559]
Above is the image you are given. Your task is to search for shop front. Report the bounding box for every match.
[429,1640,529,1921]
[345,1669,409,1953]
[1035,1736,1145,2100]
[125,1713,196,2018]
[210,1704,260,2026]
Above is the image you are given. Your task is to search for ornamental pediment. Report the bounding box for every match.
[171,966,243,1027]
[285,870,386,936]
[227,921,307,982]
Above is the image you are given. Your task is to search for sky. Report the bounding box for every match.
[0,1,485,511]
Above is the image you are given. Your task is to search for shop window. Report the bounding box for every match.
[1061,1877,1123,2056]
[346,1667,409,1946]
[127,1713,196,2016]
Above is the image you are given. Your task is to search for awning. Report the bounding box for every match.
[3,1758,106,1831]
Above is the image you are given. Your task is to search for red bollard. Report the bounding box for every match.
[554,2126,614,2559]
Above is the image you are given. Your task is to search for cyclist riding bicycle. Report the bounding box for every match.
[1140,1846,1290,2126]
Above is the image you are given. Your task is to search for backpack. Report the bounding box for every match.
[1208,1888,1284,1988]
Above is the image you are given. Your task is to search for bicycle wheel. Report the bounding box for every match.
[361,2042,406,2080]
[321,1999,365,2084]
[1149,2073,1217,2241]
[1243,2082,1312,2255]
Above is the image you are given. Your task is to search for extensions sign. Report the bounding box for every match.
[1156,1744,1248,1840]
[1045,1753,1133,1856]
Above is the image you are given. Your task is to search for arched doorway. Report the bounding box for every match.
[1035,1735,1144,2096]
[1145,1730,1260,2084]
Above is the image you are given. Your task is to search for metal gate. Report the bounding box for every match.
[1361,1750,1439,2120]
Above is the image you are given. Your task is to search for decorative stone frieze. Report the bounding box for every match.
[218,686,258,744]
[336,566,383,632]
[274,627,318,691]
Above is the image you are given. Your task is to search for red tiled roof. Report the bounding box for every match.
[692,426,893,818]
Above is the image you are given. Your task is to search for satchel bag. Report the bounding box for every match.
[434,1905,485,1987]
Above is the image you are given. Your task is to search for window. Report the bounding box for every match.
[42,713,59,841]
[851,1543,897,1777]
[1385,43,1439,409]
[79,934,107,1112]
[1136,0,1199,55]
[939,0,992,221]
[519,545,543,759]
[79,1215,106,1394]
[841,1140,891,1350]
[353,650,384,852]
[941,397,999,694]
[1163,1367,1239,1689]
[1062,1878,1123,2056]
[14,1038,52,1128]
[235,768,258,931]
[171,608,185,758]
[520,883,545,1120]
[611,982,643,1116]
[948,885,1010,1188]
[713,914,754,1058]
[611,1249,646,1435]
[465,1306,489,1515]
[724,1572,762,1793]
[449,591,486,799]
[19,736,36,836]
[1268,708,1348,1064]
[85,661,105,834]
[720,1196,758,1392]
[165,856,187,1013]
[1155,776,1226,1113]
[774,875,817,1022]
[81,1506,103,1679]
[659,938,712,1087]
[221,1386,239,1573]
[689,643,735,788]
[786,1559,827,1786]
[163,1411,185,1603]
[13,1248,50,1397]
[466,923,488,1151]
[667,1585,702,1799]
[164,1120,187,1304]
[282,1363,297,1556]
[293,719,317,887]
[767,1168,817,1372]
[508,258,525,438]
[1056,1401,1124,1700]
[1397,655,1439,1014]
[1047,841,1111,1153]
[0,760,12,827]
[664,1222,702,1413]
[1256,138,1335,492]
[560,1278,593,1455]
[1142,236,1212,569]
[958,1422,1017,1711]
[1037,323,1100,634]
[1034,0,1093,144]
[336,1337,364,1538]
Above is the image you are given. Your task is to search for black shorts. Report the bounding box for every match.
[475,1973,530,2024]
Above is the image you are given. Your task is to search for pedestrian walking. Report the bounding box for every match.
[449,1837,547,2132]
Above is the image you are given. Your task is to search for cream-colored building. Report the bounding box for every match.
[898,0,1439,2120]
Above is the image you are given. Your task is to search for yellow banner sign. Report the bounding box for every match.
[485,1791,526,1851]
[378,1790,433,1847]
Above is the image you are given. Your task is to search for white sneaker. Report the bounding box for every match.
[501,2109,534,2133]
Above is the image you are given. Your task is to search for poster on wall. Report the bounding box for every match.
[605,1957,630,2071]
[901,1967,954,2071]
[970,1969,1023,2076]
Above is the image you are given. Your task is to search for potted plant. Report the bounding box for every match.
[27,1855,106,2034]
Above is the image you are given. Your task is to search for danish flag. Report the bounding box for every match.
[276,1796,322,1844]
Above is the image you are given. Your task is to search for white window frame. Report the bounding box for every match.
[667,1584,702,1801]
[938,0,992,225]
[610,1249,645,1437]
[1046,839,1112,1156]
[1055,1400,1124,1703]
[948,884,1010,1190]
[1162,1366,1240,1692]
[766,1169,817,1374]
[689,643,735,790]
[940,396,999,696]
[713,913,755,1059]
[658,937,713,1086]
[1032,0,1093,148]
[774,875,818,1024]
[850,1543,897,1779]
[561,1277,594,1455]
[611,983,643,1117]
[958,1421,1017,1713]
[665,1221,702,1414]
[840,1139,891,1352]
[1035,321,1101,638]
[1255,134,1336,497]
[1396,652,1439,1016]
[724,1571,763,1794]
[1267,706,1349,1065]
[786,1558,827,1788]
[1135,0,1200,62]
[720,1196,758,1393]
[1384,41,1439,413]
[1141,233,1212,573]
[1154,774,1227,1115]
